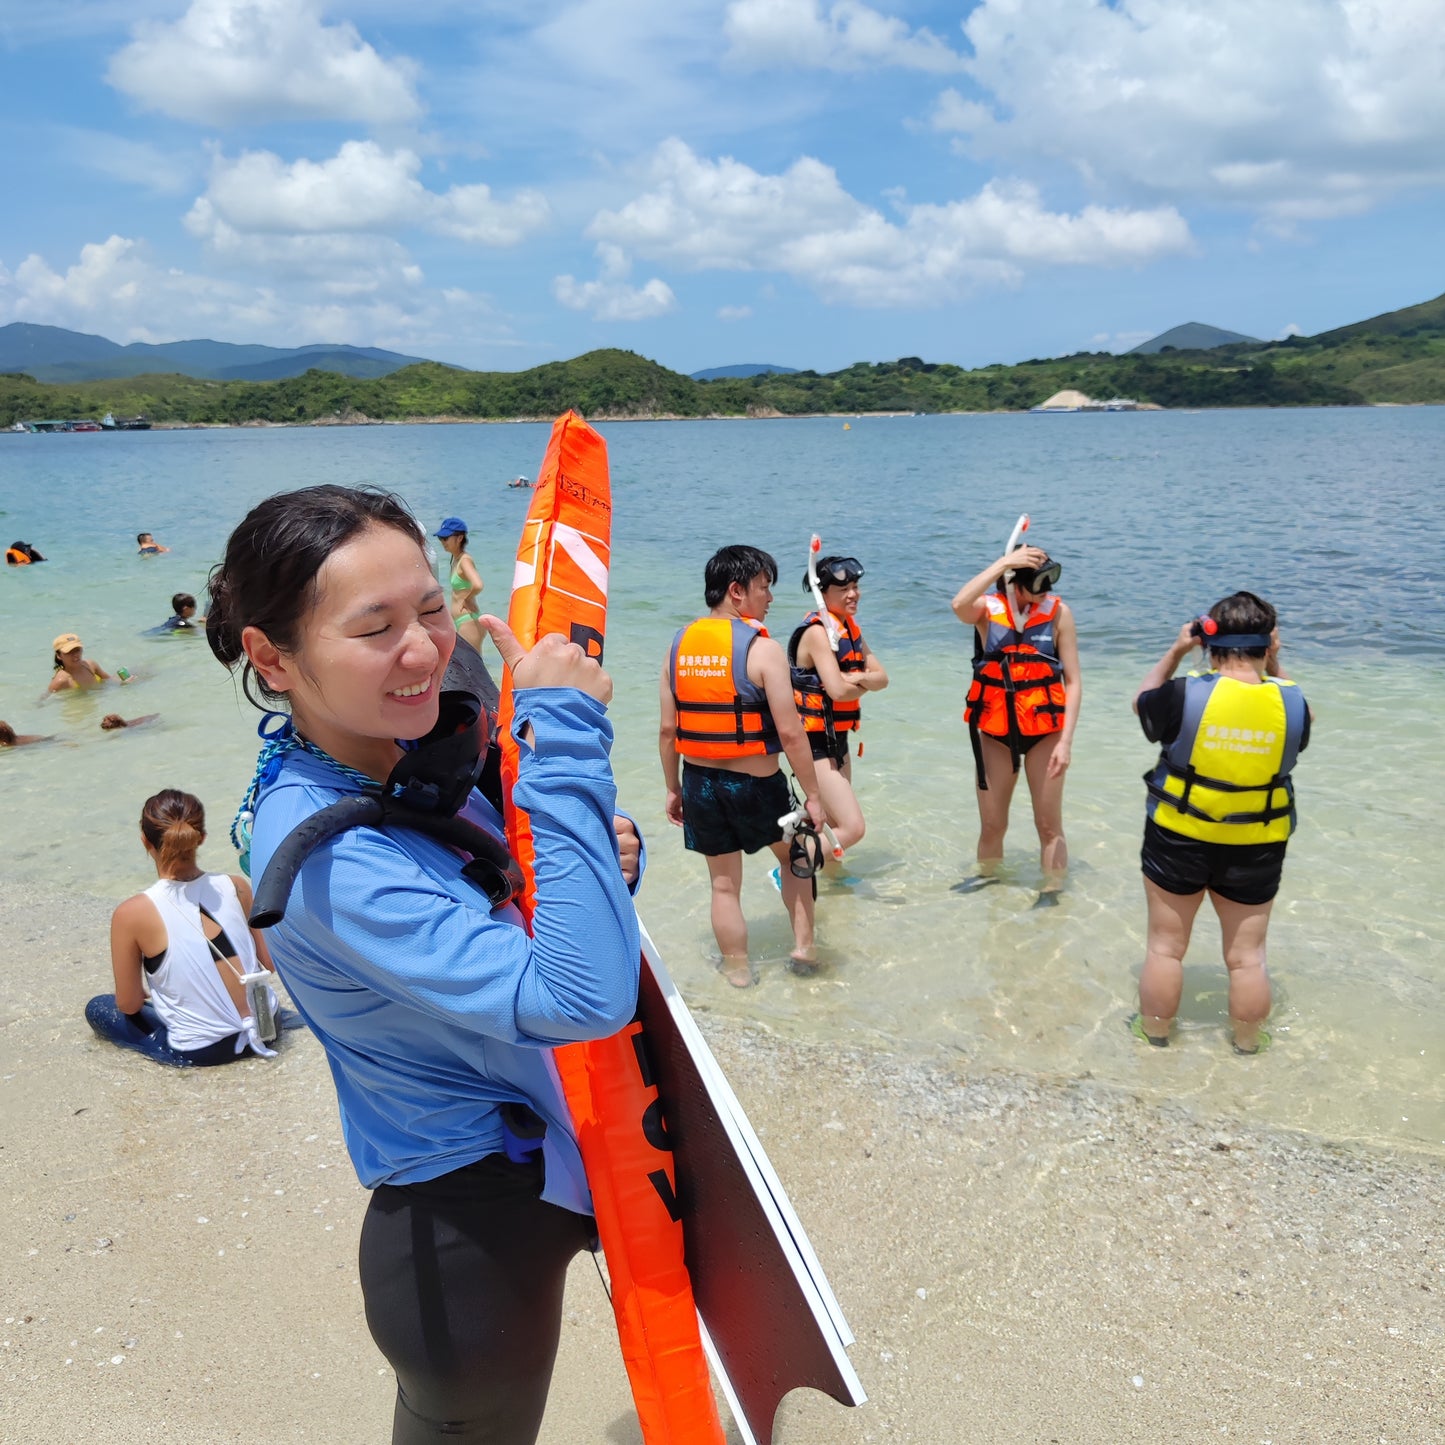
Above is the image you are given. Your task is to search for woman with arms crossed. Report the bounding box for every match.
[207,485,640,1444]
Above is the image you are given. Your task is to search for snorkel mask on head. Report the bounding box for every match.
[803,556,865,592]
[1010,556,1061,594]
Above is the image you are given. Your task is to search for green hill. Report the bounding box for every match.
[4,293,1445,428]
[1129,322,1259,353]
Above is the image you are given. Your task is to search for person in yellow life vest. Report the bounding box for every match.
[787,555,889,856]
[659,545,826,986]
[1132,591,1311,1055]
[951,541,1081,902]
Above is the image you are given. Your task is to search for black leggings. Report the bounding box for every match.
[359,1154,594,1444]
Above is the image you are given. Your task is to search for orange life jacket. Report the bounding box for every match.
[669,616,780,759]
[6,547,32,565]
[964,591,1067,787]
[789,610,865,735]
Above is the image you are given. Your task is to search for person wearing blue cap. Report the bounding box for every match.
[436,517,485,651]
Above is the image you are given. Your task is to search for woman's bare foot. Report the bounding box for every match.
[787,950,820,977]
[719,955,755,988]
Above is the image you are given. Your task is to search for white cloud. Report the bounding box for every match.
[942,0,1445,221]
[553,244,677,321]
[186,142,550,246]
[0,234,502,355]
[1279,322,1304,338]
[1091,329,1156,353]
[107,0,421,126]
[587,139,1191,307]
[724,0,967,73]
[718,304,753,320]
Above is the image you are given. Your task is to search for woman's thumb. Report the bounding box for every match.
[479,615,525,671]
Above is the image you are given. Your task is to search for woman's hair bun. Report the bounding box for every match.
[204,569,243,665]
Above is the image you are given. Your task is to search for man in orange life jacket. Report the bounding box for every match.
[952,540,1081,903]
[788,555,889,856]
[660,545,826,987]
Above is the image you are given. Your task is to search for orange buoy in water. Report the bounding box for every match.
[498,411,724,1445]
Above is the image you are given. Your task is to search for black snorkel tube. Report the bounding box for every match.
[249,638,523,928]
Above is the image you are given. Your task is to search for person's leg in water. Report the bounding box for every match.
[1138,879,1205,1043]
[816,747,864,866]
[704,850,753,987]
[360,1156,593,1445]
[1023,731,1068,903]
[768,838,817,973]
[962,734,1019,889]
[1213,893,1273,1053]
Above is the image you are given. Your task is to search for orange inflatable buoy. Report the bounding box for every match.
[498,411,724,1445]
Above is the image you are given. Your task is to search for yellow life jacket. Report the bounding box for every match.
[1145,673,1307,845]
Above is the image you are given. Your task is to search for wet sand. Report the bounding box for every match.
[3,882,1441,1444]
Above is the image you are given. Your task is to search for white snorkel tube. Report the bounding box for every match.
[1002,512,1030,630]
[807,534,842,648]
[778,805,845,864]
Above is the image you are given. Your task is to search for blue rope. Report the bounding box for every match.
[230,712,394,874]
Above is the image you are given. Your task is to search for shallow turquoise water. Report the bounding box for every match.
[2,410,1441,1152]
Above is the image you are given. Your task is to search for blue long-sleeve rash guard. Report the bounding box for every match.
[247,688,641,1215]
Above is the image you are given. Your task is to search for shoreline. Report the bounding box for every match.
[4,879,1442,1442]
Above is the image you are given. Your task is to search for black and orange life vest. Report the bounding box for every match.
[788,610,865,737]
[5,546,32,565]
[964,591,1067,787]
[669,616,780,760]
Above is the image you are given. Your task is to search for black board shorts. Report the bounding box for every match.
[807,730,849,766]
[1141,818,1287,906]
[681,762,790,857]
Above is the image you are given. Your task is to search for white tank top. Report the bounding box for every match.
[143,874,261,1052]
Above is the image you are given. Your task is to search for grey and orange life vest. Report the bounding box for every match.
[1145,673,1306,846]
[964,590,1067,787]
[669,616,780,759]
[788,610,865,738]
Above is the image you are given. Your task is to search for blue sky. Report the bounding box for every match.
[1,0,1442,375]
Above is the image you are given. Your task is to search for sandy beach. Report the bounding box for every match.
[3,880,1441,1445]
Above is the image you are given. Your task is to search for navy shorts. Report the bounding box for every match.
[681,763,790,857]
[807,730,849,765]
[1141,818,1287,906]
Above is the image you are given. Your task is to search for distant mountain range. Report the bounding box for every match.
[689,363,799,380]
[0,323,435,382]
[1129,322,1259,354]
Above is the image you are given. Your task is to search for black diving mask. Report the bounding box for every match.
[805,556,865,591]
[1011,558,1061,594]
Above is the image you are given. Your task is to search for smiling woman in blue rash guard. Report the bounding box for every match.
[205,485,641,1445]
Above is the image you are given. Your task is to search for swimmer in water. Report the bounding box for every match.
[0,721,52,746]
[101,714,159,731]
[48,634,112,692]
[137,531,170,555]
[161,592,205,631]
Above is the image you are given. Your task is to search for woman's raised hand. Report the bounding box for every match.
[481,616,613,704]
[1002,545,1047,573]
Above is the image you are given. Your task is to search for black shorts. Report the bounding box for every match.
[807,730,849,765]
[1141,818,1288,906]
[681,763,790,857]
